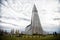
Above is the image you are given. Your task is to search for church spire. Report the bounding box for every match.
[25,4,43,35]
[32,4,38,12]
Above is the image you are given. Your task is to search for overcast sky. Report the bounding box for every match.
[0,0,60,33]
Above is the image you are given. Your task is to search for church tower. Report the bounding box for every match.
[31,4,43,34]
[25,4,43,35]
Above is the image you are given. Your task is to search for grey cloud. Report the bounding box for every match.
[0,21,20,27]
[0,25,10,29]
[53,18,60,20]
[19,17,30,21]
[1,16,30,21]
[2,16,16,20]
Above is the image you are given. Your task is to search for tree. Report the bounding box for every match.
[11,29,14,34]
[15,30,19,36]
[0,29,3,35]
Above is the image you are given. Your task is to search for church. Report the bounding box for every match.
[25,4,43,35]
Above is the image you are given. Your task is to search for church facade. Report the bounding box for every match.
[25,5,43,35]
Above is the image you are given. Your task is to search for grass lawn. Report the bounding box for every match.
[0,35,60,40]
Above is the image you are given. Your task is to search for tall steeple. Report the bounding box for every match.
[31,4,43,34]
[32,4,38,12]
[25,4,43,35]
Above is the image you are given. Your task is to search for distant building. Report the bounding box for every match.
[25,4,43,35]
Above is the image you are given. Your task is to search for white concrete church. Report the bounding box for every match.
[25,4,44,35]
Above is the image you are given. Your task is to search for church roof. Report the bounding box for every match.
[26,24,31,28]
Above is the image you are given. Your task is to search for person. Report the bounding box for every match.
[53,32,57,37]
